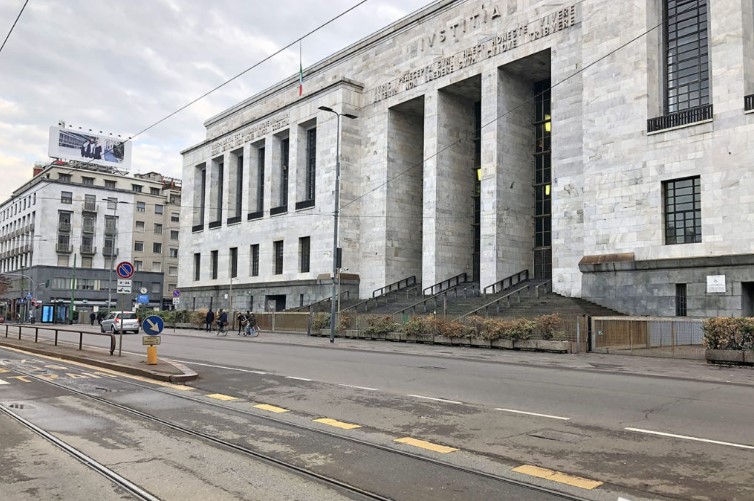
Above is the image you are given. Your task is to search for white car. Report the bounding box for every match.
[100,312,140,334]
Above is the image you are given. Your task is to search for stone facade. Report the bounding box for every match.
[180,0,754,317]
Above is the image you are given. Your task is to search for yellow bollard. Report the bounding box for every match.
[147,345,157,365]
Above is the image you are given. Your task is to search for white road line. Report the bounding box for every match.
[408,394,463,405]
[285,376,312,381]
[338,384,379,391]
[496,408,571,421]
[0,379,8,385]
[625,427,754,450]
[172,360,267,375]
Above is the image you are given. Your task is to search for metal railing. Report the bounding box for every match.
[56,243,73,253]
[395,280,479,317]
[591,316,705,360]
[80,244,97,255]
[422,272,468,296]
[372,276,417,298]
[287,291,350,312]
[459,280,551,319]
[483,270,529,296]
[103,247,118,258]
[647,104,713,132]
[3,324,116,356]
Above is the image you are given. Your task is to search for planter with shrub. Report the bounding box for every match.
[703,317,754,366]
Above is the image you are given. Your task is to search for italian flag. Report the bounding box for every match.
[298,60,304,96]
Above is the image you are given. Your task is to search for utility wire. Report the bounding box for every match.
[0,0,29,56]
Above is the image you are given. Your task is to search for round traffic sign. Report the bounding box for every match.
[172,289,181,298]
[142,315,164,335]
[116,261,135,279]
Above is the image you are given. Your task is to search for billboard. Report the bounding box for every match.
[48,126,132,170]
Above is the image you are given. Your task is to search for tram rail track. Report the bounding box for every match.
[3,358,591,501]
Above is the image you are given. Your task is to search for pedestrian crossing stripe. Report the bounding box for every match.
[0,379,8,385]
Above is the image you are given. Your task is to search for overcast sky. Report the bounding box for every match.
[0,0,433,202]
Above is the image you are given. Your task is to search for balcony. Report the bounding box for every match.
[83,202,98,212]
[58,222,71,233]
[103,247,118,258]
[80,244,96,255]
[56,243,73,253]
[105,225,117,236]
[647,104,713,133]
[82,224,96,234]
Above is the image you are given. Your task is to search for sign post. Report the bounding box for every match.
[142,314,164,365]
[115,261,135,357]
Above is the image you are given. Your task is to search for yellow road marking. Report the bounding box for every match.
[0,368,9,373]
[394,437,458,454]
[513,465,603,490]
[254,403,289,413]
[206,393,238,401]
[313,418,361,430]
[0,346,193,390]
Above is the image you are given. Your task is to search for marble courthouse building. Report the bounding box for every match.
[180,0,754,317]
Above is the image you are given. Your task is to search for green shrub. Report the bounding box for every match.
[401,316,434,337]
[337,311,355,331]
[703,317,754,350]
[364,316,399,336]
[536,313,563,340]
[311,312,331,330]
[504,318,536,341]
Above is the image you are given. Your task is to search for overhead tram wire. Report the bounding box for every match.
[15,0,370,203]
[339,3,695,213]
[0,0,29,56]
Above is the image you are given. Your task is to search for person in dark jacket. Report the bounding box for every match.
[89,312,96,326]
[205,309,215,332]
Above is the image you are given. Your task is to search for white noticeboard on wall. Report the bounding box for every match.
[706,275,726,293]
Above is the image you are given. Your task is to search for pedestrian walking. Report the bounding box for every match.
[89,312,96,326]
[237,311,247,335]
[205,309,215,332]
[218,309,228,335]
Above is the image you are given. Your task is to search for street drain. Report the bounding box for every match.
[528,429,590,444]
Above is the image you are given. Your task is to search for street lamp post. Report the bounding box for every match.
[318,106,357,344]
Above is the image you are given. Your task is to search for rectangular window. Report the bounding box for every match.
[193,253,201,281]
[169,248,178,258]
[230,247,238,278]
[211,250,218,279]
[132,184,143,193]
[664,177,701,244]
[299,236,310,273]
[250,244,259,276]
[664,0,709,113]
[171,213,179,223]
[151,282,161,294]
[257,147,265,212]
[155,204,164,214]
[150,187,160,195]
[273,240,284,275]
[82,176,94,185]
[676,283,687,316]
[59,173,72,183]
[153,242,162,253]
[280,138,289,207]
[61,191,72,204]
[84,194,96,211]
[105,180,116,189]
[169,266,178,276]
[135,241,144,252]
[170,230,179,240]
[152,261,162,273]
[136,221,145,231]
[305,128,316,201]
[106,197,117,210]
[154,223,162,234]
[134,260,143,271]
[137,201,145,212]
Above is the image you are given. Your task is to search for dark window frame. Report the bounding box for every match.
[664,176,702,245]
[273,240,284,275]
[299,236,310,273]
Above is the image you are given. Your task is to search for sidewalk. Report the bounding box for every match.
[0,325,197,383]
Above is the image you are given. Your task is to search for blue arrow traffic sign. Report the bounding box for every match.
[142,315,164,335]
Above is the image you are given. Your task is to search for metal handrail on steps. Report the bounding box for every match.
[459,279,552,319]
[395,282,480,317]
[483,270,529,296]
[286,291,351,312]
[422,272,468,296]
[342,283,421,313]
[372,276,417,298]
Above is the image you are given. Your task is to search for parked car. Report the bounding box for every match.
[100,311,140,334]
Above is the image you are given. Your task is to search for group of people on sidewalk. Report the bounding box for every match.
[204,309,257,336]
